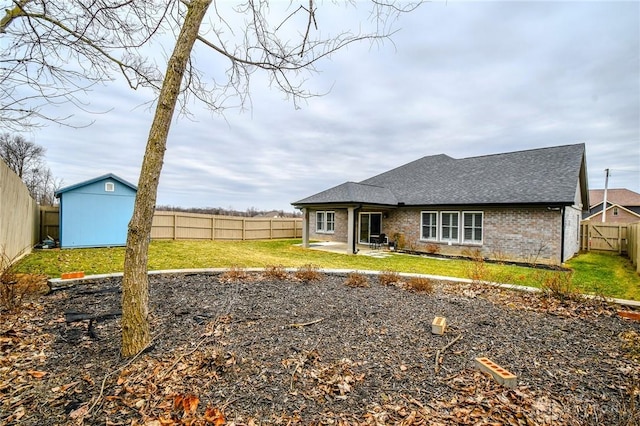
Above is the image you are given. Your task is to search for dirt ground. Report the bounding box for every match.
[1,270,639,425]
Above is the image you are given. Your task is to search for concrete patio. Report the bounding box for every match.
[300,241,393,258]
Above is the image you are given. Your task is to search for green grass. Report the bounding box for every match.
[567,251,640,301]
[14,239,640,300]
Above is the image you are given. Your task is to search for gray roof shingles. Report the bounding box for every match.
[293,144,586,207]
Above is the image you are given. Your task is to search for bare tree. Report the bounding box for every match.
[1,0,420,356]
[0,133,61,204]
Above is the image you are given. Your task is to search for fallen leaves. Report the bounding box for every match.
[27,369,47,379]
[173,393,199,415]
[204,406,225,425]
[2,273,638,425]
[363,371,572,426]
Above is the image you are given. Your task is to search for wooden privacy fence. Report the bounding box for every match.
[580,222,628,253]
[150,211,302,240]
[37,208,303,242]
[1,161,39,260]
[39,206,60,241]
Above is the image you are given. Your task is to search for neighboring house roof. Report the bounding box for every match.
[583,203,640,221]
[293,144,588,207]
[55,173,138,197]
[589,188,640,208]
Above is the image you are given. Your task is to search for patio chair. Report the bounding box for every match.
[370,233,386,250]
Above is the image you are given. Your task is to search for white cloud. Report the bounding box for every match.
[28,0,640,210]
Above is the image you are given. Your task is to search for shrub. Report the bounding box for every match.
[220,265,248,282]
[393,233,406,250]
[263,264,289,281]
[344,272,369,288]
[294,264,322,282]
[540,271,576,301]
[1,250,45,311]
[406,277,434,294]
[424,243,440,254]
[378,270,401,287]
[462,248,487,282]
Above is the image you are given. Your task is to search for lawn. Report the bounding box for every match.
[15,239,640,300]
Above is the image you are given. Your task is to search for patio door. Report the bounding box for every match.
[359,212,382,244]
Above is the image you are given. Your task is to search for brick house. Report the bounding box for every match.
[292,144,589,265]
[583,188,640,223]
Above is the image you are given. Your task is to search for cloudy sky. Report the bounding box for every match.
[26,1,640,212]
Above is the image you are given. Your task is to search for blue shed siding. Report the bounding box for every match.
[57,175,136,248]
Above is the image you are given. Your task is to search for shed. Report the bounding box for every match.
[55,173,137,248]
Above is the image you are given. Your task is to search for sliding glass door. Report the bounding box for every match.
[359,212,382,244]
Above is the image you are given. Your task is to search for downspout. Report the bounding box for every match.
[560,206,566,264]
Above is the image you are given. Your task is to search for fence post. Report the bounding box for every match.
[173,213,177,240]
[618,225,622,254]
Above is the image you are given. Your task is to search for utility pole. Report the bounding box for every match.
[602,168,610,223]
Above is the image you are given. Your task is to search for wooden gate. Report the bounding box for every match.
[581,222,628,253]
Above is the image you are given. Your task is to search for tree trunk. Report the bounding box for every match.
[121,0,212,357]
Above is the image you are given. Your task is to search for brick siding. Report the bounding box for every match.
[308,208,348,242]
[306,206,575,264]
[383,207,563,264]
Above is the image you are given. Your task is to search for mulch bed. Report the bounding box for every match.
[1,271,639,425]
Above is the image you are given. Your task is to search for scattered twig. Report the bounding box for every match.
[288,318,324,328]
[87,334,160,415]
[434,334,462,374]
[158,333,210,381]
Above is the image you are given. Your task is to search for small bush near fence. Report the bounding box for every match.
[0,249,46,311]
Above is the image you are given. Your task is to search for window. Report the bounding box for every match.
[326,211,335,232]
[316,211,335,233]
[613,207,619,216]
[421,211,438,240]
[105,182,115,192]
[440,212,459,242]
[463,212,483,244]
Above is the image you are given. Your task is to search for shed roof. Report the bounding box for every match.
[293,144,587,207]
[55,173,137,197]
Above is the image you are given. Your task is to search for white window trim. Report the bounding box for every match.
[105,182,115,192]
[316,211,325,233]
[440,211,460,243]
[420,211,438,241]
[462,211,483,245]
[417,210,486,246]
[326,211,335,233]
[316,210,335,234]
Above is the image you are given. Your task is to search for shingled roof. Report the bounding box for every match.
[293,144,587,207]
[589,188,640,208]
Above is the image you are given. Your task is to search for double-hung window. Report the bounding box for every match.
[421,211,438,240]
[316,211,335,233]
[462,212,483,244]
[440,212,459,242]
